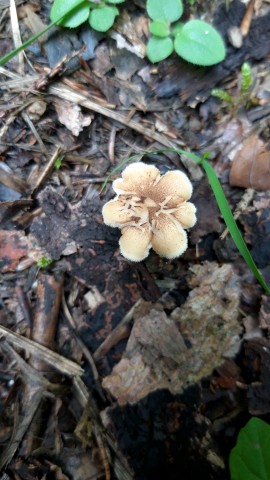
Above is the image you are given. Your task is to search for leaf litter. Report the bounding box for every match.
[1,0,270,479]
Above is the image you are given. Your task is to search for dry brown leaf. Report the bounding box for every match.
[102,262,242,405]
[54,100,92,136]
[229,134,270,190]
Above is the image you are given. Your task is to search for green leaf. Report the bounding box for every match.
[230,418,270,480]
[146,36,174,63]
[146,0,183,22]
[149,21,170,38]
[171,22,184,36]
[50,0,90,28]
[106,0,125,3]
[174,19,226,66]
[89,5,118,32]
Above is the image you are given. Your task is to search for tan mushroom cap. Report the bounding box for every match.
[119,226,152,262]
[173,202,197,229]
[102,199,149,227]
[113,162,160,196]
[102,162,197,262]
[151,214,188,259]
[155,170,193,206]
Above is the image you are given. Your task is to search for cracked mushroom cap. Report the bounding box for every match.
[102,162,197,262]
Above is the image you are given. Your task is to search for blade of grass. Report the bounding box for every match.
[200,157,270,295]
[0,22,55,66]
[0,0,86,66]
[101,148,270,296]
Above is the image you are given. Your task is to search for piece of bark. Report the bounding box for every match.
[31,272,64,372]
[102,262,242,405]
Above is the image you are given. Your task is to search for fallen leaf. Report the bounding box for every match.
[229,134,270,190]
[54,100,92,136]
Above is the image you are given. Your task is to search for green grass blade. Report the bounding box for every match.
[101,148,270,295]
[0,22,55,66]
[0,0,86,66]
[200,158,270,295]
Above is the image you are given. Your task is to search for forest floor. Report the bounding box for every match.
[1,0,270,479]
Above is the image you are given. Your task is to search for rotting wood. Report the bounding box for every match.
[93,298,142,362]
[21,273,64,456]
[30,272,64,372]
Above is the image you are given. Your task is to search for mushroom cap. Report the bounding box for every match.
[102,198,149,227]
[119,226,152,262]
[173,202,197,228]
[102,162,197,262]
[154,170,193,206]
[113,162,160,196]
[151,214,188,259]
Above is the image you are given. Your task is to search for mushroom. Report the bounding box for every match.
[102,162,197,262]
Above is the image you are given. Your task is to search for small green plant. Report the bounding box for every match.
[230,417,270,480]
[50,0,125,32]
[37,257,54,268]
[211,62,253,109]
[146,0,225,66]
[54,154,64,170]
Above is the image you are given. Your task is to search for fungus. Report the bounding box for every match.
[102,162,197,262]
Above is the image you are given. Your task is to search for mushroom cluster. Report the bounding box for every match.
[102,162,197,262]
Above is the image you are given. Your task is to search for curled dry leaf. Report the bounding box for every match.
[54,100,92,136]
[229,134,270,191]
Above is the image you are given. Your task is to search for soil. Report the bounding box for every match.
[1,0,270,479]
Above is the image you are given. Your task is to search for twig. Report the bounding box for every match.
[32,146,62,195]
[93,299,142,361]
[0,324,83,376]
[62,293,100,383]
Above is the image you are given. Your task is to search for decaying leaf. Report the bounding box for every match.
[54,100,92,136]
[102,262,242,405]
[229,134,270,190]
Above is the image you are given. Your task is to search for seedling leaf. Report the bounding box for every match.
[50,0,90,28]
[106,0,125,3]
[146,0,183,23]
[174,19,225,66]
[37,257,54,268]
[172,22,184,36]
[146,36,174,63]
[240,62,252,93]
[89,5,118,32]
[149,21,170,38]
[211,88,233,103]
[230,417,270,480]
